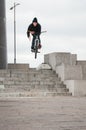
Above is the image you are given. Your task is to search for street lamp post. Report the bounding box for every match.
[10,2,20,64]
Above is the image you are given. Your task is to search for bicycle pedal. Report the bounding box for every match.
[31,49,35,52]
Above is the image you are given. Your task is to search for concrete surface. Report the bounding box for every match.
[56,63,82,81]
[44,52,86,96]
[65,80,86,96]
[0,97,86,130]
[8,64,29,70]
[44,52,77,71]
[0,68,71,97]
[36,63,51,70]
[77,61,86,79]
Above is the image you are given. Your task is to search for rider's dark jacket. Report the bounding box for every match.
[27,23,41,37]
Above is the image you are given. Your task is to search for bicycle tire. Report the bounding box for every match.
[35,43,38,59]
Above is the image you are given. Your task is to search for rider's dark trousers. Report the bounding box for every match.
[31,35,41,49]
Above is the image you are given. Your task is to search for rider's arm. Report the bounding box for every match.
[27,30,30,38]
[27,24,33,38]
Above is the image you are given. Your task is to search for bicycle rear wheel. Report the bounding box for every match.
[35,43,38,59]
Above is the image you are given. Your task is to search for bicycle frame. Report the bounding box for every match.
[34,35,39,59]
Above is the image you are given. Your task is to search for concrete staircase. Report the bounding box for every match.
[0,68,72,97]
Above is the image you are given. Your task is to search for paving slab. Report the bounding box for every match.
[0,96,86,130]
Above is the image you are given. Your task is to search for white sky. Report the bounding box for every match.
[6,0,86,67]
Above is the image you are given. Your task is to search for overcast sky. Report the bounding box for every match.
[6,0,86,67]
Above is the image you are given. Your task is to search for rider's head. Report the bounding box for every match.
[32,17,38,26]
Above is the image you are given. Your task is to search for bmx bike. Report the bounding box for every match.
[34,31,46,59]
[34,35,40,59]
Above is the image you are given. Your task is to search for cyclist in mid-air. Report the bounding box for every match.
[27,17,41,52]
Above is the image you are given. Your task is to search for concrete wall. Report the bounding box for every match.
[77,61,86,79]
[44,53,58,71]
[56,63,82,81]
[44,52,86,96]
[44,52,77,71]
[64,80,86,96]
[8,64,29,70]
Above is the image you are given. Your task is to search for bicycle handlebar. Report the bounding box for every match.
[41,31,47,33]
[27,30,47,34]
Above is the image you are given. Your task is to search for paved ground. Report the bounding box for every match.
[0,97,86,130]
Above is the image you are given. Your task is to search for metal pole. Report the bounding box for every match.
[10,3,20,64]
[14,2,16,64]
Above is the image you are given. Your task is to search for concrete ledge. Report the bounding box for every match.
[8,64,29,70]
[64,80,86,96]
[44,52,77,71]
[77,61,86,79]
[56,63,82,81]
[37,63,51,70]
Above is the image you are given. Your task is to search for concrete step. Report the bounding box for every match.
[0,85,69,93]
[3,76,60,82]
[0,74,59,82]
[0,68,55,75]
[29,68,55,74]
[0,69,59,82]
[3,80,63,86]
[0,68,71,97]
[8,74,58,80]
[3,83,66,90]
[0,91,72,97]
[27,76,60,81]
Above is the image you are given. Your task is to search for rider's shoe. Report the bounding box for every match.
[38,43,42,49]
[37,50,40,53]
[31,49,40,53]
